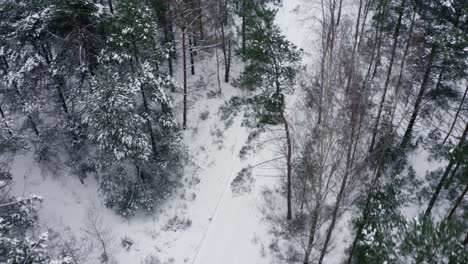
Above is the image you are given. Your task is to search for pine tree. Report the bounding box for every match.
[237,3,300,220]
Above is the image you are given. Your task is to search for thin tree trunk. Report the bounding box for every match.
[241,0,246,50]
[189,36,195,75]
[282,111,293,220]
[163,22,174,77]
[369,0,406,152]
[446,183,468,220]
[215,46,222,95]
[225,39,231,83]
[400,45,437,148]
[442,84,468,145]
[424,123,468,218]
[220,17,231,83]
[344,0,363,94]
[303,202,321,264]
[318,103,357,264]
[393,8,416,98]
[140,87,158,156]
[372,0,387,79]
[108,0,114,14]
[347,134,389,264]
[182,27,188,130]
[56,80,70,116]
[445,161,461,188]
[197,0,204,40]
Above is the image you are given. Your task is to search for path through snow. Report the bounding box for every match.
[9,1,318,263]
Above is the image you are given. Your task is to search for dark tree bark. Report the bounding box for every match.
[369,0,406,152]
[400,45,437,148]
[189,36,195,75]
[182,27,188,130]
[220,18,231,83]
[197,0,204,40]
[318,99,358,264]
[241,0,246,50]
[372,0,388,80]
[344,0,363,94]
[442,84,468,145]
[282,111,293,220]
[108,0,114,14]
[303,201,321,264]
[447,183,467,220]
[424,123,467,218]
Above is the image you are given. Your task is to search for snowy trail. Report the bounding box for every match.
[7,1,318,264]
[189,118,268,264]
[181,2,316,263]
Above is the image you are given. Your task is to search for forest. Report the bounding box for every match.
[0,0,467,263]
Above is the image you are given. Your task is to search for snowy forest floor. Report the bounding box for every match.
[8,0,448,263]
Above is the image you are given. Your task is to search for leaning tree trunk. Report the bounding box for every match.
[371,0,387,79]
[108,0,114,14]
[303,201,321,264]
[390,7,416,123]
[369,0,406,152]
[442,84,468,145]
[344,0,363,94]
[424,123,467,218]
[400,45,437,148]
[447,183,468,220]
[318,101,358,264]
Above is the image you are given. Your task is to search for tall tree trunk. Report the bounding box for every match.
[347,131,390,264]
[139,86,158,157]
[442,84,468,145]
[56,79,70,117]
[344,0,363,94]
[447,183,468,220]
[108,0,114,14]
[225,39,231,82]
[282,111,293,220]
[163,20,174,77]
[400,45,437,148]
[220,16,231,83]
[189,36,195,75]
[424,123,468,218]
[372,0,387,79]
[197,0,204,40]
[303,201,321,264]
[369,0,406,152]
[215,47,222,94]
[318,101,358,264]
[241,0,246,50]
[182,27,188,130]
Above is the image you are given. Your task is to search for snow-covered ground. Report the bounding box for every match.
[7,0,452,263]
[8,1,314,261]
